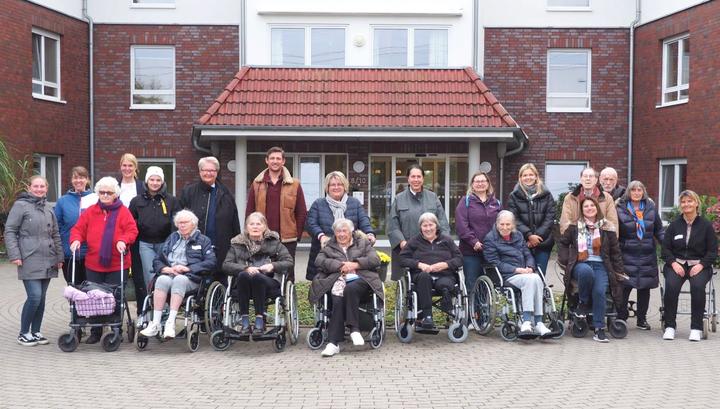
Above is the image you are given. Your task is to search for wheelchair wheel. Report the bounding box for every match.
[135,332,149,351]
[393,280,406,334]
[57,332,79,353]
[571,317,589,338]
[306,326,325,350]
[470,276,497,335]
[205,281,226,336]
[210,329,231,351]
[397,322,413,343]
[186,325,200,352]
[126,322,136,344]
[500,322,518,342]
[711,314,718,333]
[608,319,628,339]
[285,281,300,345]
[447,322,468,343]
[274,331,287,353]
[703,319,709,340]
[101,330,121,352]
[550,319,566,339]
[369,326,383,349]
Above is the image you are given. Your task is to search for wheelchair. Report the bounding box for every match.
[135,273,216,352]
[659,268,718,339]
[470,265,564,341]
[561,287,628,339]
[394,268,469,343]
[306,283,386,350]
[209,272,299,352]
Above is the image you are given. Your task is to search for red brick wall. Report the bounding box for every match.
[633,1,720,199]
[0,0,89,189]
[483,28,630,202]
[92,24,239,190]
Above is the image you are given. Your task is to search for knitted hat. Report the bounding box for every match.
[144,166,165,183]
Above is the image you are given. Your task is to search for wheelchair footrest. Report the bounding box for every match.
[518,332,539,340]
[415,327,440,335]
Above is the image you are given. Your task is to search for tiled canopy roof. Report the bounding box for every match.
[197,66,519,129]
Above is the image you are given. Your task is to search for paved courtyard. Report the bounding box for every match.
[0,255,718,409]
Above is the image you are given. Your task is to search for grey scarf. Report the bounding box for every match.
[325,193,348,221]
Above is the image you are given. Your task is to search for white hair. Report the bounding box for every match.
[600,167,618,178]
[332,218,355,232]
[495,210,517,230]
[198,156,220,171]
[174,210,199,228]
[94,176,120,196]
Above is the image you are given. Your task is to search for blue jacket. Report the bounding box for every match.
[304,196,374,280]
[483,228,535,281]
[54,189,97,258]
[616,198,664,289]
[153,230,217,283]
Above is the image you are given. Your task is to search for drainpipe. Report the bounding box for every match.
[627,0,641,182]
[192,130,213,155]
[496,133,526,201]
[472,0,479,73]
[240,0,247,67]
[82,0,94,182]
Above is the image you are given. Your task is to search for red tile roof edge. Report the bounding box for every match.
[197,66,251,125]
[462,67,518,128]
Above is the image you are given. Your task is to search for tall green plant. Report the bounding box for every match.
[0,138,31,216]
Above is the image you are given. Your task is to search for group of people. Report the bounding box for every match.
[4,147,717,352]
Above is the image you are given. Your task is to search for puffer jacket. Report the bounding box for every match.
[615,198,664,289]
[154,229,216,283]
[309,232,383,304]
[482,228,535,281]
[507,184,556,252]
[129,186,182,244]
[54,189,97,259]
[304,196,374,280]
[4,193,63,280]
[222,230,293,284]
[455,193,501,256]
[557,222,625,307]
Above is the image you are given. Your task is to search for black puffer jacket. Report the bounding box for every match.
[129,186,182,243]
[507,184,556,251]
[616,198,664,289]
[222,230,294,284]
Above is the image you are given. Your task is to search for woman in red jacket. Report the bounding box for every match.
[70,176,138,344]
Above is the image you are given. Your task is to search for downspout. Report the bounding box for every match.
[82,0,94,182]
[240,0,247,67]
[472,0,479,73]
[496,134,526,201]
[627,0,641,182]
[192,129,213,155]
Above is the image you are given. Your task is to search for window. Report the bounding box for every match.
[33,154,61,202]
[547,0,590,9]
[32,28,61,101]
[131,46,175,109]
[547,49,591,112]
[138,159,175,195]
[271,27,346,66]
[659,159,687,220]
[373,28,448,67]
[661,35,689,105]
[545,161,588,199]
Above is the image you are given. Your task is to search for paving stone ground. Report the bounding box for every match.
[0,255,717,409]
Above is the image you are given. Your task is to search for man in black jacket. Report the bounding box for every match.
[180,156,241,283]
[600,167,626,201]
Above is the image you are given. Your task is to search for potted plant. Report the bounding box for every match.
[376,250,391,282]
[0,138,31,256]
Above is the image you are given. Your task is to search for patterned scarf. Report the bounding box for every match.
[577,218,603,262]
[325,193,348,221]
[627,200,646,240]
[98,199,123,267]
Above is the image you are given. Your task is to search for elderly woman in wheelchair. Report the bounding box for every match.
[483,210,551,337]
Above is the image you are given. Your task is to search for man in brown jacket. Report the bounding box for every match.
[559,167,619,237]
[246,147,307,281]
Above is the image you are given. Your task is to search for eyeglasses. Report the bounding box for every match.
[98,191,115,196]
[200,169,218,174]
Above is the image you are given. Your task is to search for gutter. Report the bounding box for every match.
[82,0,94,181]
[627,0,641,182]
[497,128,528,200]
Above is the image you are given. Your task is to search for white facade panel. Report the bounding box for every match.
[29,0,84,19]
[638,0,710,25]
[479,0,636,28]
[86,0,242,24]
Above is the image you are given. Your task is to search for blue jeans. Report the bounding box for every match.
[21,279,51,334]
[139,241,165,288]
[463,254,485,294]
[572,261,609,329]
[531,248,551,276]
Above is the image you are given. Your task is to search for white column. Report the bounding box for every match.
[235,136,248,221]
[468,139,481,177]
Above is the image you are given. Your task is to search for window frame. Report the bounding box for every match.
[546,0,591,11]
[130,45,176,110]
[660,34,690,107]
[544,160,589,199]
[32,27,62,103]
[658,158,687,219]
[32,154,62,203]
[546,48,592,113]
[269,25,347,67]
[371,26,450,67]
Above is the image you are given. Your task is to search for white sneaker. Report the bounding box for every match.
[535,322,551,337]
[321,343,340,357]
[689,329,702,342]
[519,321,533,334]
[350,331,365,346]
[467,323,475,331]
[663,327,675,340]
[163,323,176,339]
[140,322,160,337]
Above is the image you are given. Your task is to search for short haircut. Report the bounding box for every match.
[266,146,285,159]
[323,171,349,194]
[174,209,199,228]
[332,218,355,232]
[579,196,604,220]
[198,156,220,171]
[71,166,90,179]
[495,210,516,230]
[406,164,423,178]
[580,167,598,178]
[600,167,618,178]
[679,190,701,212]
[119,153,138,179]
[468,171,495,196]
[621,180,648,202]
[418,212,439,228]
[245,211,268,230]
[94,176,121,196]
